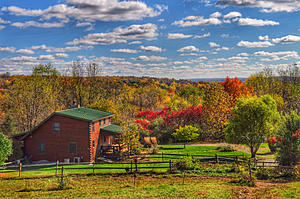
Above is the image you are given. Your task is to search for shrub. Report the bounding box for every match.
[228,177,255,187]
[173,157,199,171]
[276,111,300,166]
[255,167,272,180]
[217,145,235,152]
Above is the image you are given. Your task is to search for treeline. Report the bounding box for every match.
[0,63,299,143]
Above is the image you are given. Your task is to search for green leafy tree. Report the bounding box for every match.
[172,125,199,148]
[0,131,12,165]
[226,95,280,158]
[276,111,300,166]
[0,113,17,136]
[122,123,143,155]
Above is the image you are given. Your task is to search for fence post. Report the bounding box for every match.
[56,160,59,175]
[61,166,64,177]
[19,162,22,177]
[215,154,219,164]
[162,152,164,161]
[93,162,95,176]
[235,156,238,164]
[248,160,252,179]
[135,159,138,172]
[131,160,133,172]
[262,162,265,168]
[169,160,172,173]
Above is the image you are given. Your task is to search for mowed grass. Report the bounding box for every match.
[0,174,298,199]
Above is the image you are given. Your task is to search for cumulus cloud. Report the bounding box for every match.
[272,35,300,43]
[55,53,69,58]
[0,18,10,24]
[177,46,199,52]
[194,32,211,39]
[128,41,142,45]
[216,0,300,13]
[0,25,5,30]
[209,42,220,47]
[210,12,222,18]
[110,49,138,53]
[132,55,167,61]
[223,11,242,18]
[254,51,300,60]
[172,15,222,27]
[38,55,56,60]
[46,46,82,52]
[11,21,65,28]
[139,45,162,52]
[237,53,249,56]
[0,46,16,53]
[16,49,35,54]
[67,23,158,45]
[2,0,166,22]
[237,18,279,26]
[168,33,193,39]
[31,45,47,50]
[259,35,269,41]
[237,40,274,48]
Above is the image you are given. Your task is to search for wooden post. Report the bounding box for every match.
[56,160,59,175]
[93,162,95,175]
[182,171,186,184]
[131,160,133,172]
[248,160,252,179]
[235,156,238,164]
[215,154,219,164]
[19,162,21,177]
[169,160,172,173]
[135,159,138,172]
[61,166,64,177]
[262,162,265,168]
[162,152,164,161]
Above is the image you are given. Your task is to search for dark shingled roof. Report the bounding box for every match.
[101,124,124,134]
[56,107,115,121]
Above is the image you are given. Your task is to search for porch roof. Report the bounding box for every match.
[101,124,123,135]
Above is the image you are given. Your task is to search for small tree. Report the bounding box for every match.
[0,131,12,165]
[172,125,199,148]
[276,111,300,166]
[122,123,143,155]
[0,113,17,136]
[226,95,280,158]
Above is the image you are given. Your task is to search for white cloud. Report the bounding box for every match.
[31,45,47,50]
[272,35,300,43]
[177,46,199,52]
[237,40,274,48]
[258,35,269,41]
[237,53,249,57]
[223,11,242,18]
[2,0,166,22]
[254,51,300,60]
[139,45,162,52]
[221,34,229,38]
[172,15,222,27]
[132,55,167,61]
[210,12,222,18]
[180,53,199,56]
[11,21,65,28]
[68,23,158,45]
[0,18,10,24]
[110,49,138,53]
[0,25,5,30]
[194,32,210,39]
[76,22,92,27]
[128,41,142,45]
[215,47,229,51]
[216,0,300,13]
[38,55,56,60]
[0,46,16,53]
[168,33,193,39]
[209,42,220,47]
[16,49,35,54]
[46,46,82,52]
[55,53,69,58]
[237,18,279,26]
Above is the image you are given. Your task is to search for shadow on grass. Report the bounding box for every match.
[256,152,274,155]
[17,187,72,192]
[159,147,185,150]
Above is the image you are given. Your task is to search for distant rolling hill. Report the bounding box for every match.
[189,77,247,82]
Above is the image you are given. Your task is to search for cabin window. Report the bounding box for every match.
[98,120,101,126]
[37,142,45,153]
[69,142,77,154]
[92,123,95,132]
[104,136,106,142]
[53,122,60,132]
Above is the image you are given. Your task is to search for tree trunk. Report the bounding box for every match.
[250,145,255,158]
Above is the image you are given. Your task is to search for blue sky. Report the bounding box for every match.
[0,0,300,78]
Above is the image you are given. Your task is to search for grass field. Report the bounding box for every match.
[0,174,299,198]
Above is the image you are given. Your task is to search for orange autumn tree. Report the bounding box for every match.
[220,76,254,105]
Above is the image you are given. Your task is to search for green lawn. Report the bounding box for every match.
[0,174,298,198]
